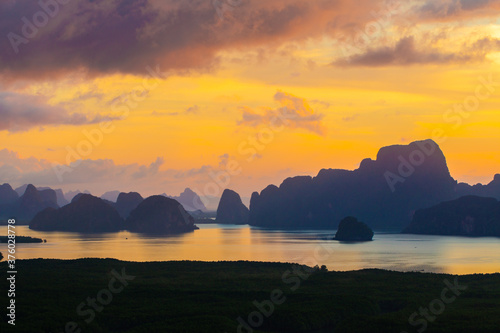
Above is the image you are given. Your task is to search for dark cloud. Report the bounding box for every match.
[1,0,499,80]
[0,92,120,132]
[0,0,383,80]
[333,36,500,67]
[416,0,500,20]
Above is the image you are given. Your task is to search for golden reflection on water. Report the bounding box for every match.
[4,225,499,275]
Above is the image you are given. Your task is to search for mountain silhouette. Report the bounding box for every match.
[15,184,69,207]
[64,189,91,202]
[114,192,144,219]
[38,187,69,206]
[0,183,19,206]
[165,188,208,212]
[403,196,500,236]
[101,190,121,202]
[2,140,499,230]
[215,189,249,224]
[126,195,199,233]
[15,185,59,221]
[249,139,498,230]
[30,194,123,232]
[456,174,500,200]
[334,216,374,241]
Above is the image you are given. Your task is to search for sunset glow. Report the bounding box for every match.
[1,0,500,202]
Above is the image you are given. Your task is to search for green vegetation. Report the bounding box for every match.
[0,259,498,332]
[0,236,45,243]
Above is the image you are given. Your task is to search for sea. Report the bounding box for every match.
[4,224,500,275]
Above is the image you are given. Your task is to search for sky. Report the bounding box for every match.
[1,0,500,205]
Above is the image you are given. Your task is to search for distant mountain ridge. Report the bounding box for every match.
[456,174,500,199]
[2,139,499,230]
[30,194,123,232]
[0,184,59,221]
[30,194,198,234]
[0,184,206,223]
[404,196,500,236]
[249,139,500,230]
[164,188,208,212]
[0,184,18,205]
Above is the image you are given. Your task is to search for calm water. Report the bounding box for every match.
[4,224,500,275]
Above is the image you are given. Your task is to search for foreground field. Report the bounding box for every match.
[0,259,499,332]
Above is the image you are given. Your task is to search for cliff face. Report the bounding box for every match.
[126,196,198,233]
[249,140,458,230]
[215,189,249,225]
[30,194,123,232]
[403,196,500,237]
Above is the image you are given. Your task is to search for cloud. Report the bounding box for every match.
[172,165,213,179]
[151,111,180,116]
[237,91,326,135]
[342,114,359,122]
[0,148,220,196]
[2,0,499,80]
[311,100,331,109]
[185,105,199,114]
[218,154,230,167]
[69,88,105,104]
[0,92,120,132]
[0,0,386,80]
[333,36,500,67]
[416,0,500,20]
[151,105,199,117]
[0,149,52,180]
[132,157,165,179]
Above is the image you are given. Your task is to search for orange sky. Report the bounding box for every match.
[1,0,500,205]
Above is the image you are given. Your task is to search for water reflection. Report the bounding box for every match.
[3,225,499,274]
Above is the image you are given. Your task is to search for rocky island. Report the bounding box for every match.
[30,194,123,232]
[126,195,199,233]
[249,140,459,230]
[215,189,249,225]
[334,216,374,241]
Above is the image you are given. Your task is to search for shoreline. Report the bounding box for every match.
[6,258,500,276]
